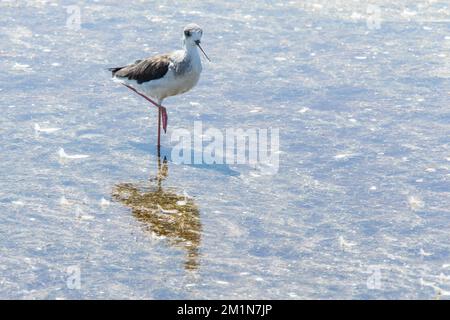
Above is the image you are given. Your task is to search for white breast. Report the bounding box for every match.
[157,52,202,99]
[115,48,202,103]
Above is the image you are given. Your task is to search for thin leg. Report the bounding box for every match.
[157,107,161,148]
[161,108,168,133]
[122,83,168,132]
[122,83,159,107]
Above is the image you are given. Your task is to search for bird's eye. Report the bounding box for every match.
[184,30,191,37]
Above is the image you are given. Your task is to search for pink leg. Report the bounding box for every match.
[157,107,161,148]
[122,84,168,133]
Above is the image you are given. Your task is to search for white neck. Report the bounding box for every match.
[178,39,202,74]
[183,41,201,64]
[183,40,198,54]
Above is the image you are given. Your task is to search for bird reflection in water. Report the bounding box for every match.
[112,155,201,271]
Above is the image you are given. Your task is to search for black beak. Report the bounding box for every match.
[195,40,211,62]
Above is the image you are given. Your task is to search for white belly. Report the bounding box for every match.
[156,69,201,99]
[114,67,201,103]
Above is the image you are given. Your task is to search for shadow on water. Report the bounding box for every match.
[112,152,202,271]
[129,141,241,177]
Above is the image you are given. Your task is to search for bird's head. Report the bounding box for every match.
[183,23,210,61]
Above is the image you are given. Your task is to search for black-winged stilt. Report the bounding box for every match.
[109,23,210,148]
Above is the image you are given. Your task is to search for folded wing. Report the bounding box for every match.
[109,54,171,84]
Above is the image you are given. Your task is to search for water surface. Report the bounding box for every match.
[1,0,450,299]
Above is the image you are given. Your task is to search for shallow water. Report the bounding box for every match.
[1,0,450,299]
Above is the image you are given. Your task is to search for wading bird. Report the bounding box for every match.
[109,24,210,148]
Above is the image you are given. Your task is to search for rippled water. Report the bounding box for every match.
[1,0,450,299]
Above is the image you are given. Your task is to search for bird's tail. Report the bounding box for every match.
[107,66,124,76]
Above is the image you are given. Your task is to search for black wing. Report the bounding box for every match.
[109,54,171,84]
